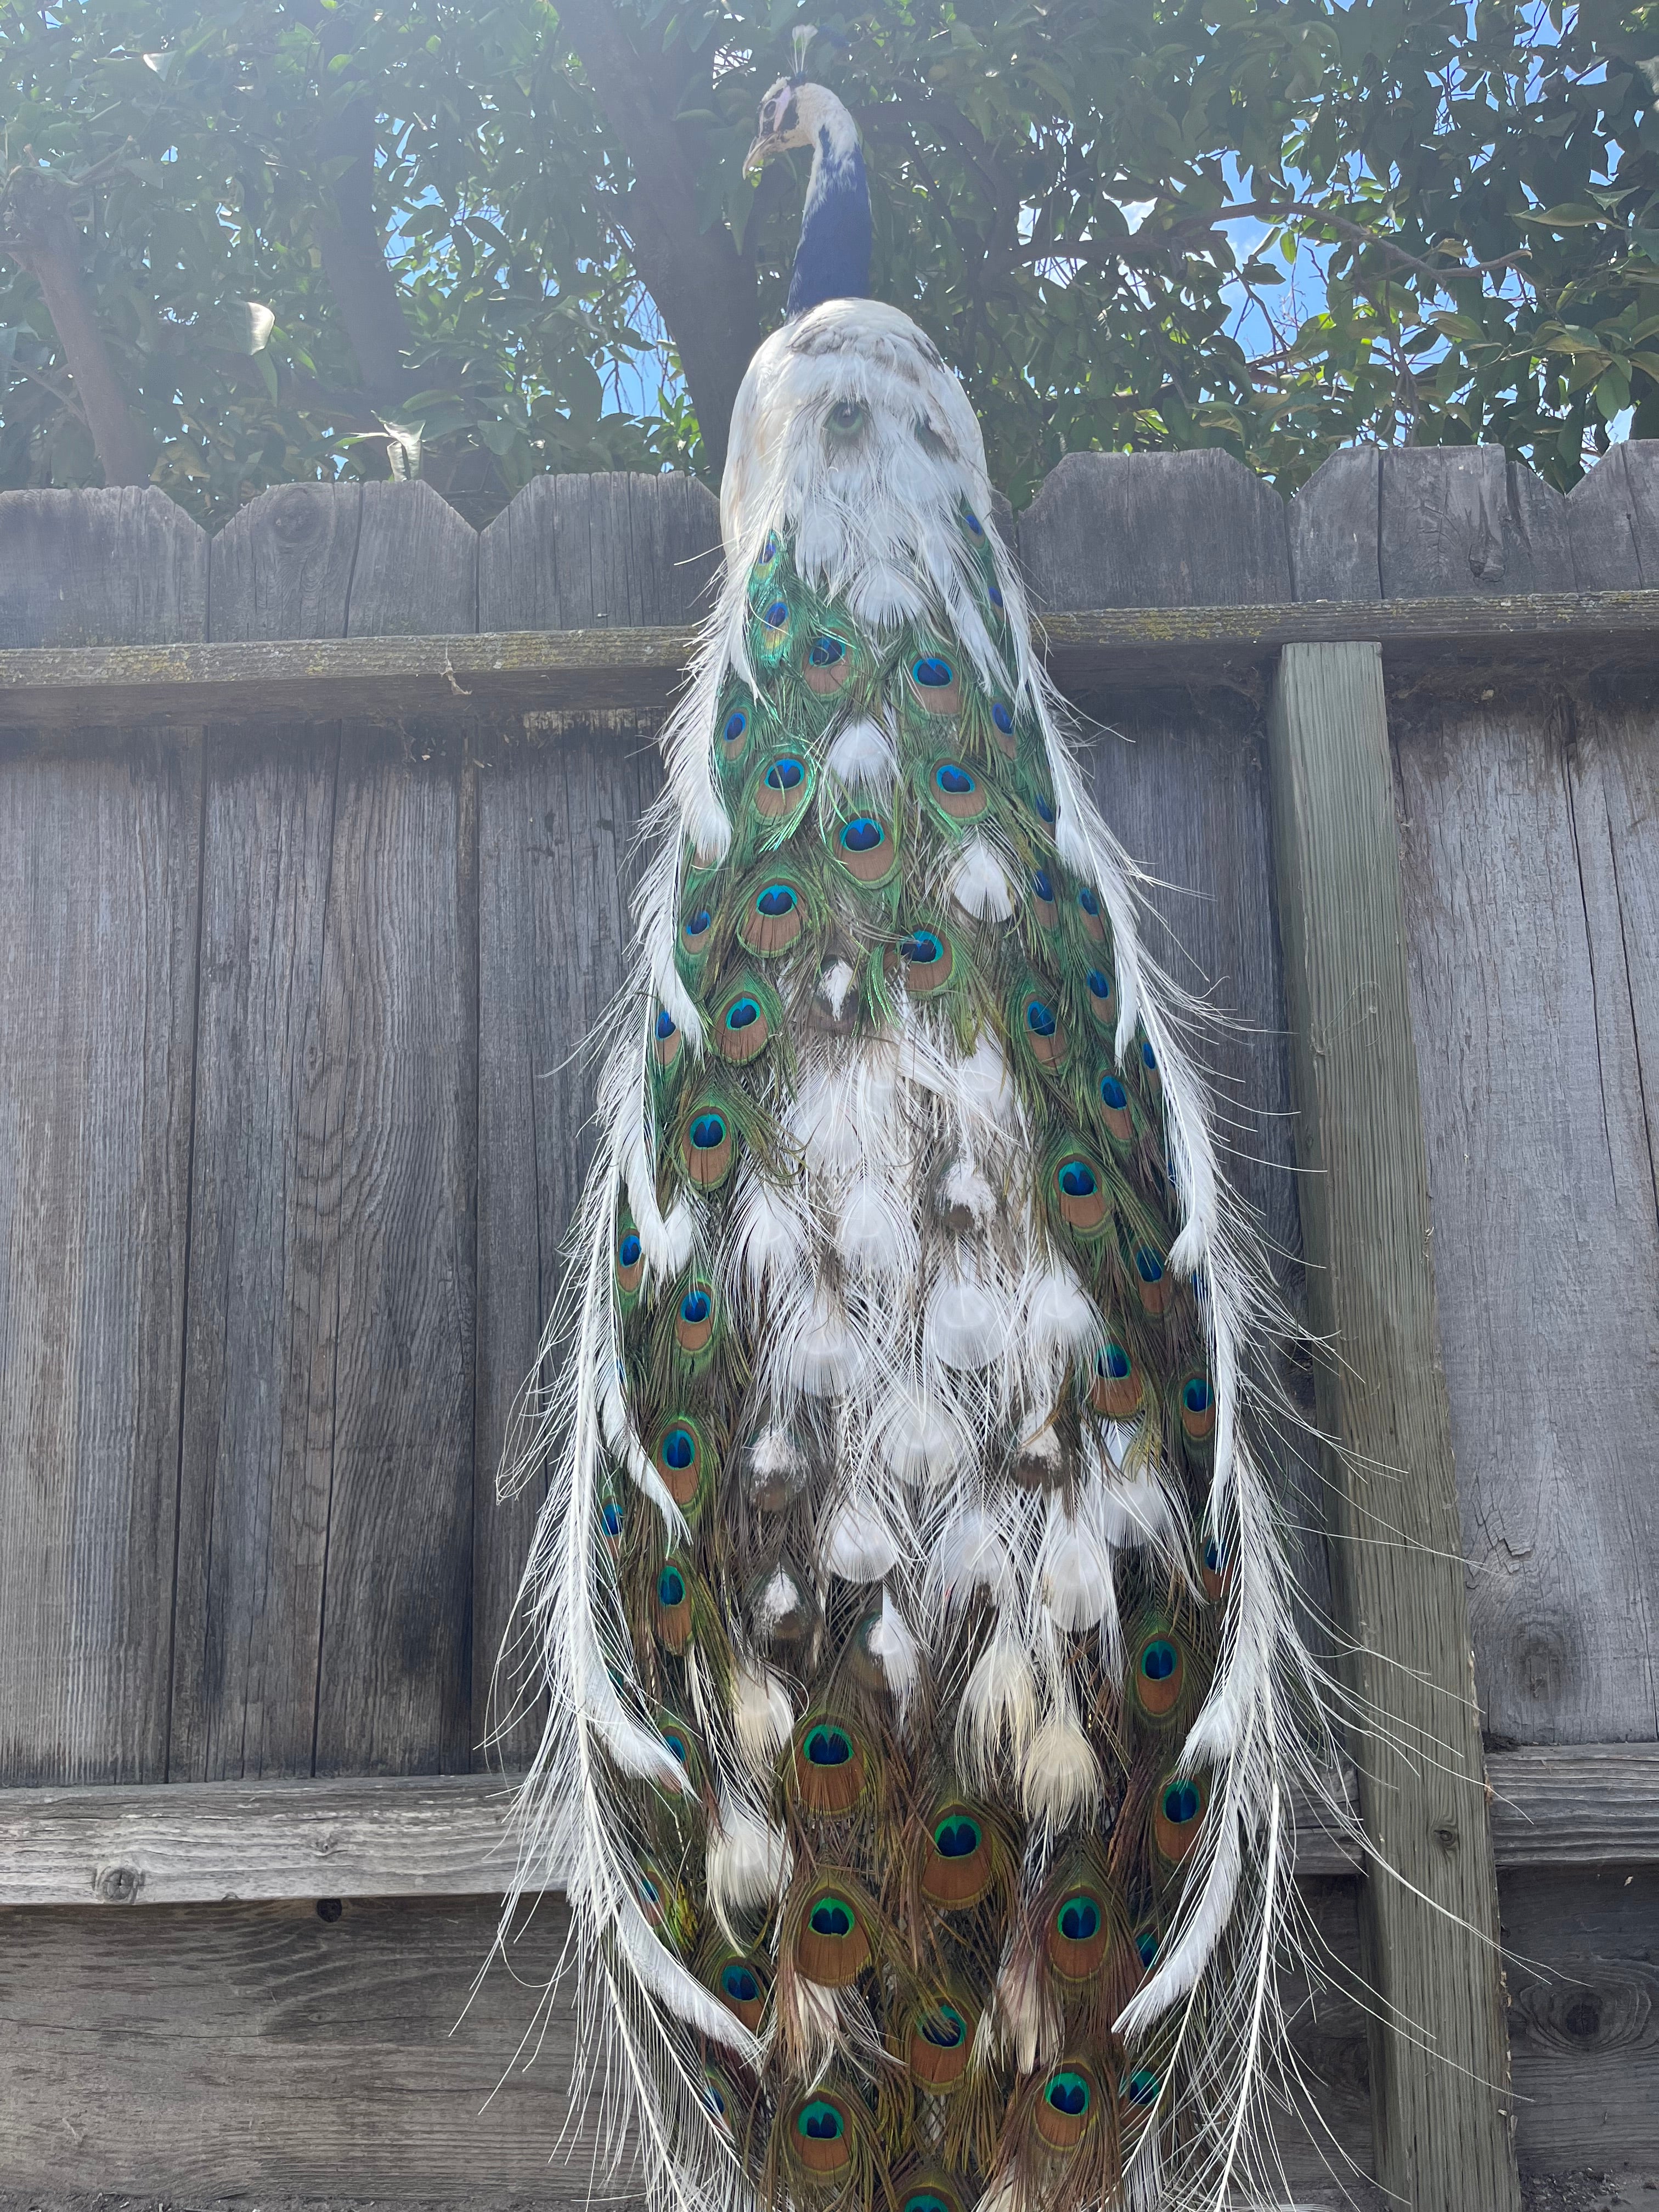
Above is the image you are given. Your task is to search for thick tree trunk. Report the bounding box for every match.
[311,101,418,406]
[1,177,150,487]
[555,0,762,476]
[287,0,416,407]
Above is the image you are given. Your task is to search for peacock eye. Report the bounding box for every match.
[826,399,866,441]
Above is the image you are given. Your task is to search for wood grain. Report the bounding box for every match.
[1289,448,1383,602]
[279,482,476,1778]
[0,486,208,646]
[209,483,362,642]
[172,482,479,1782]
[0,487,209,1789]
[0,1773,523,1905]
[210,481,477,642]
[1017,447,1293,608]
[1391,681,1659,1745]
[171,731,477,1781]
[2,591,1658,732]
[3,1743,1645,1908]
[0,1894,581,2199]
[1503,1865,1659,2174]
[1379,445,1578,597]
[168,724,343,1779]
[1565,440,1659,589]
[477,470,720,630]
[1488,1742,1659,1864]
[1268,642,1520,2212]
[0,740,202,1785]
[473,721,664,1768]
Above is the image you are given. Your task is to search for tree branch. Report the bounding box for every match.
[554,0,761,475]
[4,353,89,424]
[1026,199,1532,289]
[309,99,419,404]
[0,169,149,484]
[286,0,417,405]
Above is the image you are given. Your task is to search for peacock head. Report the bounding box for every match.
[747,78,818,174]
[745,24,856,176]
[744,75,855,177]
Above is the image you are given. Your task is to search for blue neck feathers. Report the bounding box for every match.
[787,121,871,316]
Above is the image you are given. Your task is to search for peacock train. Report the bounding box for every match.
[498,61,1336,2212]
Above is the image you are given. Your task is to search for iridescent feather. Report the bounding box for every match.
[498,69,1337,2212]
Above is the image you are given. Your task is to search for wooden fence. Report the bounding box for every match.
[0,443,1655,2210]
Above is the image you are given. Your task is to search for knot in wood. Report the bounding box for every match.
[270,487,326,547]
[94,1863,143,1903]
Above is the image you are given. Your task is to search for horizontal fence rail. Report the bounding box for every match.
[3,590,1659,730]
[2,1744,1656,1910]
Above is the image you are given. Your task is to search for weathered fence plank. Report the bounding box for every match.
[472,476,705,1766]
[0,1743,1647,1910]
[171,484,480,1782]
[1503,1865,1659,2174]
[0,1773,522,1905]
[288,737,476,1778]
[1294,445,1588,601]
[168,724,349,1780]
[1076,691,1303,1289]
[0,1895,573,2199]
[477,470,720,629]
[0,741,202,1787]
[1289,448,1382,601]
[1268,641,1519,2212]
[1567,438,1659,586]
[0,485,208,646]
[1379,444,1577,596]
[1017,447,1293,607]
[207,481,477,641]
[1392,679,1659,1746]
[0,489,209,1788]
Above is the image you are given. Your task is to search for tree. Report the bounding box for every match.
[0,0,658,518]
[1,0,1656,523]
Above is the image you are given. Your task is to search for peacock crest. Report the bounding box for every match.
[499,69,1333,2212]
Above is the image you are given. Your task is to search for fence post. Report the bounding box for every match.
[1266,638,1519,2211]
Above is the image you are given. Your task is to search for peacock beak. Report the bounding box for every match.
[745,82,799,176]
[743,130,783,178]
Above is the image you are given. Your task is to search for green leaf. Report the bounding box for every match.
[1597,363,1633,419]
[379,417,424,479]
[1527,203,1612,228]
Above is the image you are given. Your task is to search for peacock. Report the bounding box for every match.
[498,57,1334,2212]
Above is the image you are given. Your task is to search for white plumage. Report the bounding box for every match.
[495,72,1340,2212]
